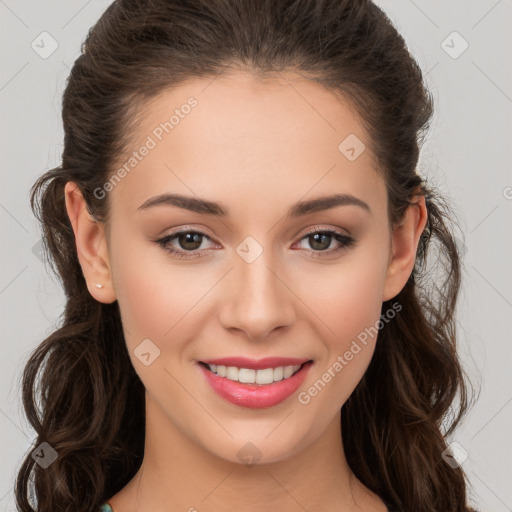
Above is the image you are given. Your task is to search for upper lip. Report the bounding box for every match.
[199,357,312,370]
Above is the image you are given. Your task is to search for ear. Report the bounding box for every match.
[63,181,117,304]
[381,194,428,302]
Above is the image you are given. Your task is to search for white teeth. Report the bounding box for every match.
[283,366,295,379]
[256,368,274,385]
[206,364,302,384]
[226,366,239,380]
[238,368,256,383]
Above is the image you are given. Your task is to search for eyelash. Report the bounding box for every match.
[154,226,356,260]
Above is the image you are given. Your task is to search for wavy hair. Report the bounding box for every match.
[16,0,479,510]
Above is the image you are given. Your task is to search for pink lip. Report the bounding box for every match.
[197,360,313,409]
[200,356,310,370]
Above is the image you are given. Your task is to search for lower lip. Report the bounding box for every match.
[197,361,313,409]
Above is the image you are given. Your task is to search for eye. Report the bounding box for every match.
[294,227,356,257]
[155,230,216,259]
[154,226,356,260]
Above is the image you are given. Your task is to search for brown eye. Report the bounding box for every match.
[295,228,356,257]
[155,230,215,259]
[176,232,204,251]
[307,232,333,251]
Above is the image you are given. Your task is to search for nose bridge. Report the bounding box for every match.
[220,237,295,339]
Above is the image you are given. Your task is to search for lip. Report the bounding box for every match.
[197,359,314,409]
[199,356,311,370]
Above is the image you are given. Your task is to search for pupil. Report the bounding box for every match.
[180,232,201,250]
[310,233,330,251]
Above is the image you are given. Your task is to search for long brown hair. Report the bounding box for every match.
[17,1,479,510]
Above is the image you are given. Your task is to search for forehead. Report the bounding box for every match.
[108,70,386,220]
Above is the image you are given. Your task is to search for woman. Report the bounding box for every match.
[16,0,479,511]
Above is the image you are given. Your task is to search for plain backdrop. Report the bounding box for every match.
[1,1,511,510]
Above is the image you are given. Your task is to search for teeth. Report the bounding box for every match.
[238,368,256,383]
[274,366,284,381]
[256,368,274,385]
[226,366,239,380]
[283,366,294,378]
[206,364,302,384]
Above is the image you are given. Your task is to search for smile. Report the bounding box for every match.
[202,362,304,384]
[197,358,314,409]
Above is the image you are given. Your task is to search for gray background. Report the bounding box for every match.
[1,0,511,510]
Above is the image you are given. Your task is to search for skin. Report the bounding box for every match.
[64,70,427,512]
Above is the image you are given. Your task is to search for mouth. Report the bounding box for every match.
[196,358,314,409]
[198,360,312,385]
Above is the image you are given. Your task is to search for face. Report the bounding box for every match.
[77,70,416,466]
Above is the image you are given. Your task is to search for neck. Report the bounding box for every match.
[109,396,386,512]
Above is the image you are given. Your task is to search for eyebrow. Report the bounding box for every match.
[137,192,371,217]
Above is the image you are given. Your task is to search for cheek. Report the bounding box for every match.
[110,231,223,362]
[292,248,388,407]
[297,253,387,346]
[110,230,190,343]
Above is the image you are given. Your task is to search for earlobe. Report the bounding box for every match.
[63,181,117,304]
[381,194,428,302]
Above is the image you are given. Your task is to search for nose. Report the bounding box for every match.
[218,248,296,342]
